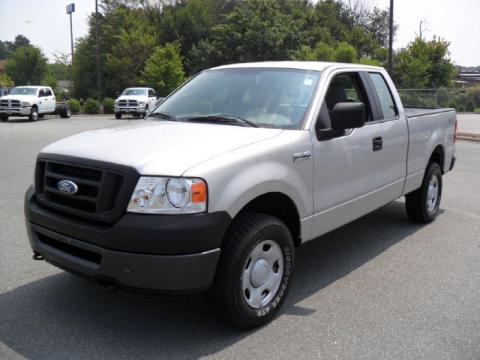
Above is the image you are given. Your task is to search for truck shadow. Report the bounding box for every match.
[0,200,431,359]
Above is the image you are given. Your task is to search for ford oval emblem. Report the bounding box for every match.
[57,180,78,195]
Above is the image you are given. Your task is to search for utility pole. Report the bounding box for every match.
[95,0,101,99]
[388,0,394,75]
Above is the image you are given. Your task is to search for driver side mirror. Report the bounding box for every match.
[331,102,366,130]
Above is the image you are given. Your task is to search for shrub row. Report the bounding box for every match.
[65,98,116,114]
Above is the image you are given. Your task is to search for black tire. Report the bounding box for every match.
[38,114,45,119]
[208,213,294,329]
[0,115,8,122]
[60,108,71,118]
[115,113,122,119]
[143,105,149,118]
[405,162,442,223]
[29,107,38,122]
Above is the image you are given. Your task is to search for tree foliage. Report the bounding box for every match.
[66,0,456,98]
[142,42,186,96]
[5,45,48,85]
[393,37,456,88]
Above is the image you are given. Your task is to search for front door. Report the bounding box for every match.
[310,71,385,238]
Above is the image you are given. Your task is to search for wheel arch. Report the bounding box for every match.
[429,144,445,173]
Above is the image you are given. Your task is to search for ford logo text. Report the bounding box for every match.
[57,180,78,195]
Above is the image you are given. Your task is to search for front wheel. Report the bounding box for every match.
[29,107,38,122]
[208,213,294,329]
[0,115,8,122]
[405,162,442,223]
[115,113,122,119]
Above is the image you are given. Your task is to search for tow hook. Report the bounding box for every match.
[97,279,118,292]
[32,253,44,261]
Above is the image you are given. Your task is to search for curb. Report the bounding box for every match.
[457,132,480,143]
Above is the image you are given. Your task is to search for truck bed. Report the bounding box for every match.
[404,107,455,118]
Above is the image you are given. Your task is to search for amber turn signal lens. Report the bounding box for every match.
[191,181,207,203]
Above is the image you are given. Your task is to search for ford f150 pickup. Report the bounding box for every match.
[24,62,456,328]
[114,87,157,119]
[0,86,70,121]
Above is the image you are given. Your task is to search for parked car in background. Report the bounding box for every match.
[24,62,456,329]
[114,87,157,119]
[0,86,70,122]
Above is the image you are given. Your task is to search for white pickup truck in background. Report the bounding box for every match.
[25,62,456,329]
[0,86,70,122]
[114,87,157,119]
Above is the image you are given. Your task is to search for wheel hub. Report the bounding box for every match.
[250,259,270,287]
[242,240,284,309]
[427,174,439,212]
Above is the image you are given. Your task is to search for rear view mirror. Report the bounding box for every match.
[331,102,366,130]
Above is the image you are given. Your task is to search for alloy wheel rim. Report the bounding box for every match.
[242,240,284,309]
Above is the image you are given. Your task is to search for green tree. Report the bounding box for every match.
[142,42,186,96]
[5,45,48,85]
[334,41,357,62]
[393,37,456,88]
[0,73,14,88]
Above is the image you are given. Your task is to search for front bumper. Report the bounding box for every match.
[114,106,146,114]
[0,106,31,116]
[24,186,231,293]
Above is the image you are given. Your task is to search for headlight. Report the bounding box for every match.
[138,101,146,107]
[127,177,207,214]
[22,102,31,107]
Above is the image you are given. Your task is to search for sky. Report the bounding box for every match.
[0,0,479,66]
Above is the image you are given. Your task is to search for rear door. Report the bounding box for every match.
[310,71,385,238]
[364,72,408,200]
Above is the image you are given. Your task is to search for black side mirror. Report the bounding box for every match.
[331,102,366,130]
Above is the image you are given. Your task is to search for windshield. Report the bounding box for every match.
[122,88,148,96]
[150,68,321,129]
[9,87,38,96]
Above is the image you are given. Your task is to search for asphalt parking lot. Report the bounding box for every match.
[1,115,480,360]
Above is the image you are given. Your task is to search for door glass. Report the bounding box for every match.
[39,89,46,97]
[369,73,397,120]
[46,89,52,96]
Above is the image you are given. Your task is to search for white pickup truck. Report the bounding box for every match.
[0,86,70,122]
[114,87,157,119]
[25,62,456,328]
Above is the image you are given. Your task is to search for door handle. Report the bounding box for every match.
[372,136,383,151]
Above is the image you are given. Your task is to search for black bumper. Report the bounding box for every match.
[25,186,231,293]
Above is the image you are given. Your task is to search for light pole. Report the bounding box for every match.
[388,0,394,75]
[66,4,75,62]
[95,0,101,99]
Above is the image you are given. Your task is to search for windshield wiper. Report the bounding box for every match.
[186,115,258,127]
[147,111,178,122]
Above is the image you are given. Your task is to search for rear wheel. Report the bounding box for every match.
[29,107,38,122]
[38,114,45,119]
[115,112,122,119]
[208,213,294,329]
[0,115,8,122]
[60,108,71,118]
[405,162,442,223]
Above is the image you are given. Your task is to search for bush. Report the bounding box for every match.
[102,98,115,114]
[84,98,101,114]
[67,99,81,114]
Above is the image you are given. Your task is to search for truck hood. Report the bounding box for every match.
[0,95,37,102]
[41,120,282,176]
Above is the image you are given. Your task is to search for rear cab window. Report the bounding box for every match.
[368,73,398,120]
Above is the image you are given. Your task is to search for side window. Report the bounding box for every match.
[38,89,46,97]
[148,89,155,97]
[369,73,397,120]
[45,88,52,96]
[317,72,371,130]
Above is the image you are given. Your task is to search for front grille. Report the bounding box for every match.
[118,100,127,106]
[11,100,20,107]
[35,156,139,223]
[0,100,8,107]
[128,100,138,106]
